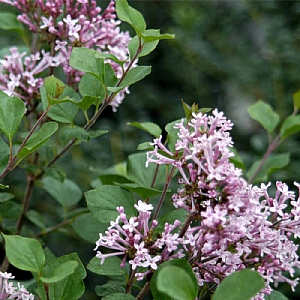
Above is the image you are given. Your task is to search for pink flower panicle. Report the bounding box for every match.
[94,200,183,280]
[0,0,133,111]
[0,47,58,105]
[146,109,300,298]
[0,271,34,300]
[147,109,242,213]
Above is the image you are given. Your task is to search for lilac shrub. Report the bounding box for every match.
[0,0,299,299]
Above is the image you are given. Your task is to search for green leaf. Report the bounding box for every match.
[0,91,26,141]
[115,182,162,199]
[107,66,151,93]
[264,290,289,300]
[248,100,280,134]
[17,122,58,160]
[94,52,126,66]
[126,152,168,188]
[103,63,119,90]
[85,185,135,224]
[102,294,136,300]
[87,256,125,276]
[3,234,45,274]
[70,47,117,86]
[280,115,300,139]
[0,192,14,203]
[141,30,175,43]
[48,102,78,124]
[26,210,46,229]
[212,269,264,300]
[199,107,213,114]
[0,137,9,173]
[0,13,24,34]
[40,261,78,283]
[88,130,108,139]
[37,253,86,300]
[0,201,21,219]
[98,174,132,185]
[128,29,174,59]
[42,177,82,208]
[101,162,127,178]
[59,85,81,103]
[72,213,108,243]
[128,121,162,137]
[246,153,290,183]
[69,47,105,81]
[0,184,9,189]
[78,73,105,99]
[43,75,66,106]
[59,126,89,144]
[137,141,152,151]
[293,90,300,111]
[40,85,80,110]
[181,100,192,121]
[150,259,198,300]
[76,95,99,112]
[129,34,159,60]
[95,284,126,297]
[115,0,146,36]
[43,166,66,182]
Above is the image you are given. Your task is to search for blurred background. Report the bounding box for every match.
[1,0,300,299]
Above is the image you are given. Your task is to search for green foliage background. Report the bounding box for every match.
[1,0,300,299]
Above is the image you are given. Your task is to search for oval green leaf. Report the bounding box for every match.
[151,259,198,300]
[17,122,58,160]
[3,234,45,274]
[87,256,125,276]
[40,261,78,283]
[247,100,279,134]
[280,115,300,139]
[42,177,82,208]
[212,269,264,300]
[0,91,25,141]
[85,185,135,223]
[128,121,162,137]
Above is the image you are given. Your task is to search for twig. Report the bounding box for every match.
[248,134,281,184]
[152,165,176,221]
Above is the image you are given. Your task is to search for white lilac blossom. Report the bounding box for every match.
[146,109,300,299]
[0,271,34,300]
[94,200,184,280]
[0,0,132,111]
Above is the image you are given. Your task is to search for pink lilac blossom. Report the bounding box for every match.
[0,0,133,111]
[146,109,300,299]
[94,200,184,280]
[0,47,59,105]
[0,271,34,299]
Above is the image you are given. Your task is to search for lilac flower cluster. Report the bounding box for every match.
[145,109,300,299]
[0,0,132,111]
[0,271,34,300]
[94,200,184,280]
[0,47,59,105]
